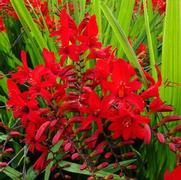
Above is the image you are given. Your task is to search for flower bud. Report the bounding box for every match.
[10,131,21,137]
[64,143,72,152]
[0,162,8,167]
[169,143,176,152]
[71,153,80,160]
[156,132,165,144]
[104,152,112,159]
[5,148,14,153]
[126,164,137,170]
[104,174,113,179]
[80,163,87,170]
[97,162,109,170]
[121,152,136,158]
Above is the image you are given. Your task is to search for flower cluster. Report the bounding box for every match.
[0,0,55,32]
[134,0,166,15]
[4,9,180,179]
[0,0,91,33]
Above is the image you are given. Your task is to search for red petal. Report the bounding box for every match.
[42,48,55,67]
[21,50,29,70]
[87,15,98,37]
[150,97,173,112]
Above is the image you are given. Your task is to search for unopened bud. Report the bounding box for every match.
[119,172,124,177]
[97,162,109,170]
[87,176,94,180]
[113,162,118,169]
[121,152,135,158]
[10,131,21,137]
[126,164,137,170]
[80,163,87,170]
[0,162,8,167]
[71,153,80,160]
[104,174,113,179]
[104,152,112,159]
[5,148,14,153]
[64,143,72,152]
[169,143,176,152]
[156,132,165,144]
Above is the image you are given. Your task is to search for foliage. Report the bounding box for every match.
[0,0,181,180]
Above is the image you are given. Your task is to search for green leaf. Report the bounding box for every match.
[143,0,157,79]
[44,141,63,180]
[26,167,39,180]
[0,133,8,143]
[59,161,125,180]
[161,0,181,116]
[102,159,137,173]
[10,0,48,64]
[111,0,135,57]
[2,166,22,180]
[92,0,102,40]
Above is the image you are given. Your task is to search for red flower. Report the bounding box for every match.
[33,151,48,170]
[51,9,79,65]
[164,166,181,180]
[108,108,151,143]
[11,51,31,84]
[141,65,162,99]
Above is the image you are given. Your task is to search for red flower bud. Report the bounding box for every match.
[126,164,137,170]
[10,131,21,137]
[156,132,165,144]
[0,162,8,167]
[169,143,176,152]
[161,116,181,124]
[113,162,118,169]
[64,142,72,152]
[121,152,136,158]
[5,148,14,153]
[104,152,112,159]
[119,172,124,177]
[97,162,109,170]
[71,153,80,160]
[104,174,114,179]
[80,163,87,170]
[87,176,94,180]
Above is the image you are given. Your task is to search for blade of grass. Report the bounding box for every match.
[10,0,48,64]
[161,0,181,116]
[111,0,135,57]
[143,0,157,79]
[92,0,102,40]
[59,160,125,180]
